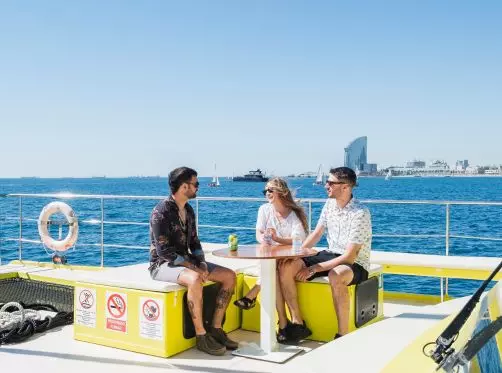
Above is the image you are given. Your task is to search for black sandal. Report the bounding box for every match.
[276,321,293,343]
[233,297,256,310]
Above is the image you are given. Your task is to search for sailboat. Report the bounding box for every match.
[208,163,220,187]
[385,169,392,180]
[313,164,324,186]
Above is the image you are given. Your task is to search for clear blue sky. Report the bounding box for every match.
[1,1,501,177]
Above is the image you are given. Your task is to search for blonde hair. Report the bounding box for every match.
[267,178,308,234]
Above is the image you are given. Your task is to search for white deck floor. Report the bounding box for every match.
[0,298,468,373]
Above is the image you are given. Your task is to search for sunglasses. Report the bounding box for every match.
[187,181,200,188]
[262,188,274,195]
[325,180,346,186]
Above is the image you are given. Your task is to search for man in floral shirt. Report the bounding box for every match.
[279,167,372,342]
[149,167,237,356]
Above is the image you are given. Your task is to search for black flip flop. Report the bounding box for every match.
[233,297,256,310]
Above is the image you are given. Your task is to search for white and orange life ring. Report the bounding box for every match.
[37,202,79,252]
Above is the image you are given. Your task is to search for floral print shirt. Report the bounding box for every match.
[317,198,372,271]
[149,197,204,272]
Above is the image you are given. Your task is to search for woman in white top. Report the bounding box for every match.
[234,177,308,343]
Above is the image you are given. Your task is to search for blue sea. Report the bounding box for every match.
[0,176,501,297]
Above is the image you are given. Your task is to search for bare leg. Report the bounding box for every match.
[276,270,289,329]
[208,266,237,328]
[177,269,205,335]
[245,284,261,300]
[279,258,305,324]
[328,265,354,335]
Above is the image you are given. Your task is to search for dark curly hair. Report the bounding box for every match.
[168,167,198,194]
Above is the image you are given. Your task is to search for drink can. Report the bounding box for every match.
[228,234,238,251]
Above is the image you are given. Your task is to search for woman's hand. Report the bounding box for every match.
[268,228,278,242]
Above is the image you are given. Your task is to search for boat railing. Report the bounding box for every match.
[1,193,501,299]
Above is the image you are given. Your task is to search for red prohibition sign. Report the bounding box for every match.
[107,294,126,318]
[79,290,94,309]
[143,299,160,321]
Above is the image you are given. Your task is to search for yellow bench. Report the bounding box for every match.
[241,263,384,342]
[73,262,252,358]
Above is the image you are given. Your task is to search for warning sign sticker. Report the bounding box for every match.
[76,287,96,328]
[105,291,127,333]
[139,297,163,340]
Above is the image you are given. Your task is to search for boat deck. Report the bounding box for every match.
[0,285,469,373]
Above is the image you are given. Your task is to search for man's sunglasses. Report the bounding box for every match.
[262,188,274,195]
[187,181,200,188]
[325,180,346,186]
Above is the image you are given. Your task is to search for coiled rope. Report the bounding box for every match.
[0,301,73,344]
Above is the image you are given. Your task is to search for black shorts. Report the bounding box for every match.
[301,251,369,286]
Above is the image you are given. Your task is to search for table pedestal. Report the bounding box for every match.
[232,259,304,363]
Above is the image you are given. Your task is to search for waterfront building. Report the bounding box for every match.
[455,160,469,171]
[344,136,378,175]
[405,160,426,168]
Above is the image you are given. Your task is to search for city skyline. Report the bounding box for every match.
[1,1,501,178]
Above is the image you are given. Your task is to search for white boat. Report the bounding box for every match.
[313,164,324,185]
[208,163,220,187]
[385,169,392,180]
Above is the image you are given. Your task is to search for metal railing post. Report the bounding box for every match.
[308,201,312,232]
[445,204,450,298]
[100,198,104,267]
[18,196,23,261]
[196,199,199,232]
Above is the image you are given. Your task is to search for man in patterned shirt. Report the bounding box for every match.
[279,167,372,342]
[149,167,238,356]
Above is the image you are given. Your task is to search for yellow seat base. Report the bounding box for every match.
[74,275,243,357]
[241,273,384,342]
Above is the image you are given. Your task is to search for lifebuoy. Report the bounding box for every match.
[37,202,79,252]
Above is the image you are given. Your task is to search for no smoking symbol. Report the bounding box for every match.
[143,300,159,321]
[79,290,94,309]
[107,294,126,318]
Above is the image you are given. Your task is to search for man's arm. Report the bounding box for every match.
[188,206,205,263]
[302,201,328,249]
[151,208,205,275]
[298,209,370,281]
[302,224,324,249]
[313,243,361,272]
[151,209,183,265]
[187,206,209,279]
[297,242,362,281]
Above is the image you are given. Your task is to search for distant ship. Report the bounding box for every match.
[296,171,316,178]
[233,169,269,182]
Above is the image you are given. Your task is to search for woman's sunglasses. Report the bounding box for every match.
[262,188,274,195]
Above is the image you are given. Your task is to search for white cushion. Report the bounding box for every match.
[0,265,54,275]
[78,257,259,293]
[371,250,500,271]
[79,263,186,292]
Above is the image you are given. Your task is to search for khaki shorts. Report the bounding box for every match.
[150,261,219,283]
